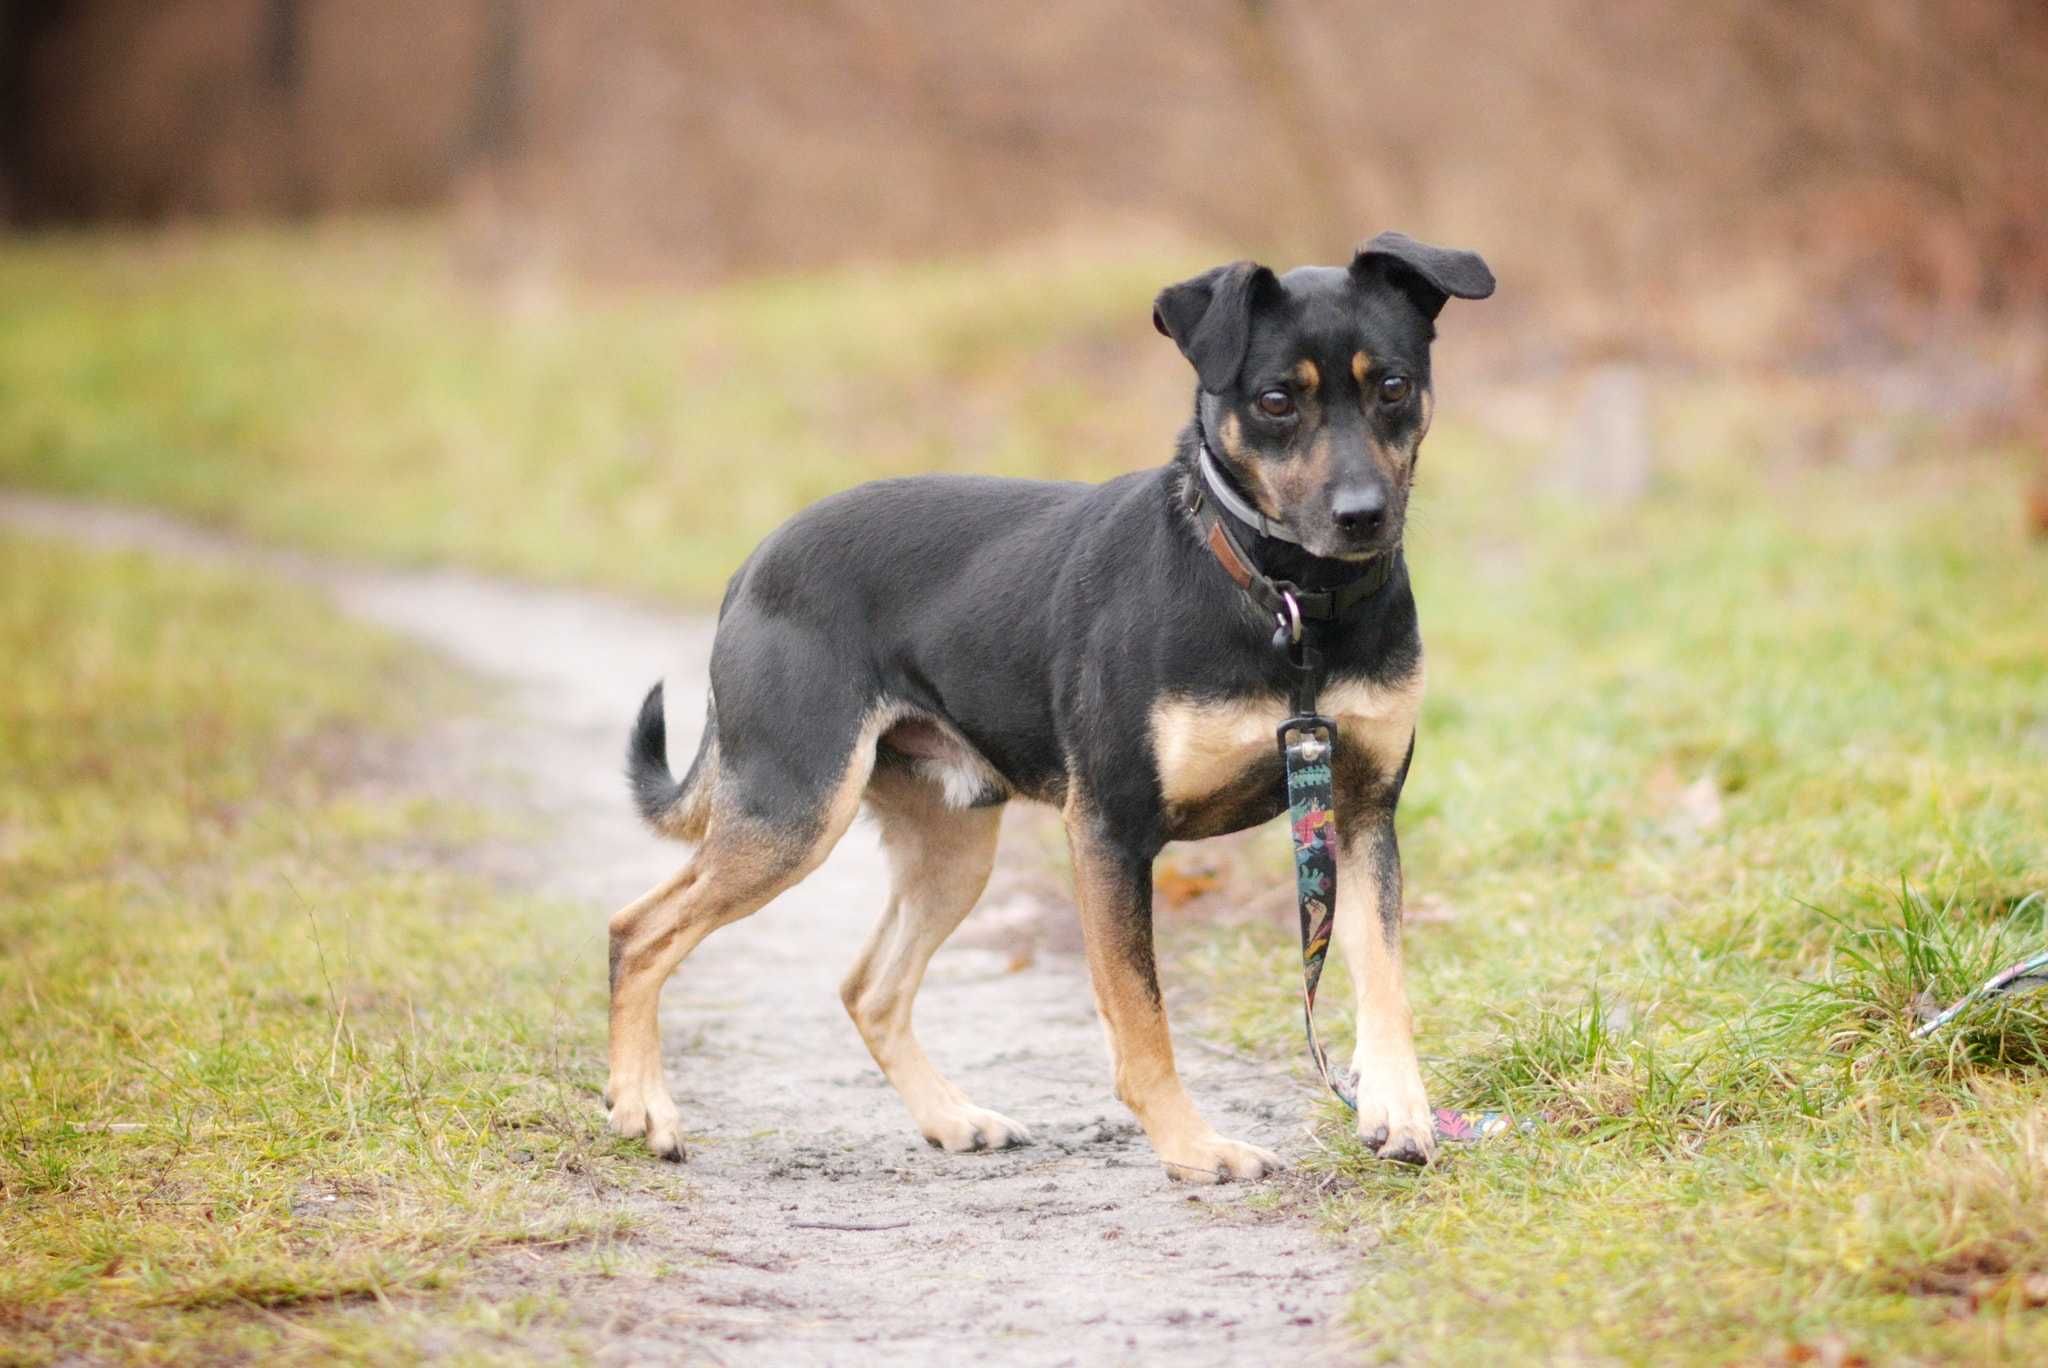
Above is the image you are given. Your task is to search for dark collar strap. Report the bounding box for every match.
[1188,466,1394,629]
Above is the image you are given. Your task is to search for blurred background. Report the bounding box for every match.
[5,10,2048,1358]
[2,0,2047,578]
[7,0,2048,347]
[3,2,2045,589]
[6,1,2048,576]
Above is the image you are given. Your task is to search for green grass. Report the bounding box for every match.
[4,221,2046,1362]
[0,534,651,1363]
[0,222,1203,602]
[1178,417,2048,1361]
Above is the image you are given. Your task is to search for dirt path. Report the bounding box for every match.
[3,493,1357,1365]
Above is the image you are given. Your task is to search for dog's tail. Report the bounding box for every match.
[627,681,717,842]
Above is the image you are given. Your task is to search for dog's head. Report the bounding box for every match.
[1154,232,1493,560]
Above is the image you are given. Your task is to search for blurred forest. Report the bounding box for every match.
[3,0,2046,363]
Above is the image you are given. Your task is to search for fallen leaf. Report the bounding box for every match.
[1154,862,1221,907]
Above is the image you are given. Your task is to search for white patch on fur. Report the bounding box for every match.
[922,753,999,809]
[877,705,1009,810]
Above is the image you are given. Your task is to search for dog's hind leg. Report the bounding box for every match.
[840,772,1029,1151]
[606,705,885,1161]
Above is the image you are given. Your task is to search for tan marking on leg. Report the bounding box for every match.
[658,734,718,841]
[1332,820,1434,1164]
[841,771,1028,1152]
[1352,350,1374,387]
[1064,796,1279,1184]
[1292,358,1320,394]
[606,710,888,1160]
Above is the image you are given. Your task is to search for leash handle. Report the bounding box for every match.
[1280,715,1356,1112]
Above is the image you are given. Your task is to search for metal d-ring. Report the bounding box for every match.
[1276,589,1303,646]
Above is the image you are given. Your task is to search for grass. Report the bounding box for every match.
[0,221,1203,602]
[1176,408,2048,1359]
[0,533,654,1363]
[3,220,2046,1362]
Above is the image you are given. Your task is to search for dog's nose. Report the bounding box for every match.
[1331,484,1387,536]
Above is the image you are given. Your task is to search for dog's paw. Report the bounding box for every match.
[921,1103,1033,1153]
[1352,1061,1435,1166]
[607,1082,687,1162]
[1159,1132,1282,1185]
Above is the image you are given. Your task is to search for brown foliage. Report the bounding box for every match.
[8,0,2046,331]
[3,0,489,219]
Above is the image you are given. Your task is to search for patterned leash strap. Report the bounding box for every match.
[1280,721,1524,1143]
[1910,949,2048,1039]
[1280,714,1356,1111]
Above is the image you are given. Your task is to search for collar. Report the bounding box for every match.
[1188,439,1396,641]
[1196,440,1306,545]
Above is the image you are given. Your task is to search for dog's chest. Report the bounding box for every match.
[1147,670,1424,840]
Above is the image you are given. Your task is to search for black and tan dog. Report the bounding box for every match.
[606,232,1493,1182]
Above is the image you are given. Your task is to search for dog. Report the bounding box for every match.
[605,232,1494,1182]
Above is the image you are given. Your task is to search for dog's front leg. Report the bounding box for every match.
[1064,801,1280,1184]
[1334,812,1434,1164]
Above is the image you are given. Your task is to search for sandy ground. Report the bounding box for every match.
[2,493,1361,1365]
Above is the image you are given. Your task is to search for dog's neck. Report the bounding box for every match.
[1170,403,1398,594]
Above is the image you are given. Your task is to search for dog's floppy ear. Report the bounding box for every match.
[1152,261,1277,393]
[1350,231,1495,321]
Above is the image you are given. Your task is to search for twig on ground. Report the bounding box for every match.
[787,1219,913,1232]
[1182,1035,1270,1068]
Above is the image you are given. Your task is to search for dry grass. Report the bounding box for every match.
[0,222,1203,601]
[3,222,2045,1361]
[1176,408,2048,1361]
[0,534,665,1364]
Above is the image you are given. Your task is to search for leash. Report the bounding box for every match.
[1185,439,1379,1110]
[1277,635,1356,1110]
[1911,948,2048,1039]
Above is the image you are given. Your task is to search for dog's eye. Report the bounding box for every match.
[1378,375,1413,406]
[1256,389,1295,419]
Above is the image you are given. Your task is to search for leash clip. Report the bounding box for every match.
[1277,715,1334,763]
